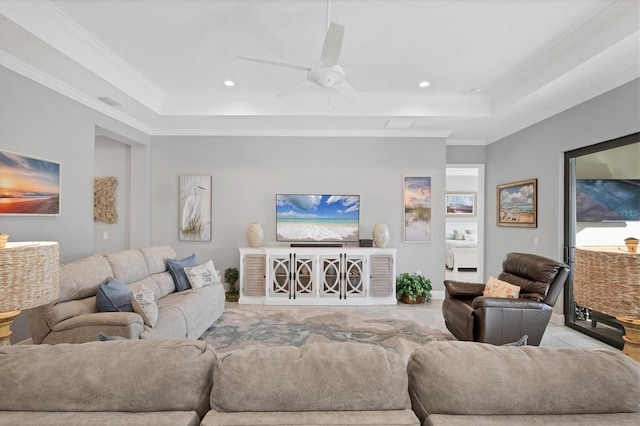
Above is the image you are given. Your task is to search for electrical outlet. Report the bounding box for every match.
[533,236,539,246]
[103,232,109,240]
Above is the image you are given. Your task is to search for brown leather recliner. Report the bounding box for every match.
[442,252,569,346]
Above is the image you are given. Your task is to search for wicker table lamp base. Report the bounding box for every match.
[0,310,21,346]
[619,317,640,363]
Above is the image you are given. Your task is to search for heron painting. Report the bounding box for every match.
[179,175,212,241]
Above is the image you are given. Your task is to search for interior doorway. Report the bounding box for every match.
[445,165,484,282]
[564,133,640,348]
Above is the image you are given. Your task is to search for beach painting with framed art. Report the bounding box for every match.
[497,178,537,227]
[179,175,212,241]
[404,176,432,242]
[446,192,476,216]
[0,149,60,216]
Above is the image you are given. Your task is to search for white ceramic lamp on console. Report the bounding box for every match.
[0,241,60,346]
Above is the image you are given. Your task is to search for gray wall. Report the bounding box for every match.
[149,136,448,292]
[94,136,131,254]
[0,67,150,343]
[485,78,640,316]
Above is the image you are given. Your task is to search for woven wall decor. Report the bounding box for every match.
[94,176,118,224]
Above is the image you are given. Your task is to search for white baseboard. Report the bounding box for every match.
[431,290,445,300]
[550,312,565,325]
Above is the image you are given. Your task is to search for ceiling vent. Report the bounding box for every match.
[98,96,121,107]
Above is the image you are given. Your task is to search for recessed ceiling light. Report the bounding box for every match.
[418,80,430,88]
[223,80,235,87]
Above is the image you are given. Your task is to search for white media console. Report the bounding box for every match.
[239,246,397,305]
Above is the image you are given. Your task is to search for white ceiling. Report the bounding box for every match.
[1,0,638,143]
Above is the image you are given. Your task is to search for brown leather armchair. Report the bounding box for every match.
[442,252,569,346]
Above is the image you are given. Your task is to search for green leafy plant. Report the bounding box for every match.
[396,272,432,303]
[224,267,240,302]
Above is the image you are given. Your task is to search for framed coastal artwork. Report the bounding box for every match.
[497,178,537,227]
[0,149,61,216]
[446,192,476,216]
[403,176,432,242]
[179,175,212,241]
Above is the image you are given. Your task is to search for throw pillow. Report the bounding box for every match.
[502,335,529,346]
[483,276,521,299]
[453,229,465,240]
[98,333,128,341]
[463,233,478,241]
[184,260,221,289]
[132,285,159,327]
[96,278,134,312]
[168,253,198,292]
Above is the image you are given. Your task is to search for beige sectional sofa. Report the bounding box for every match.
[408,341,640,425]
[1,339,638,425]
[26,246,225,344]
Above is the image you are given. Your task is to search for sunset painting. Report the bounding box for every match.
[0,150,60,215]
[404,176,432,242]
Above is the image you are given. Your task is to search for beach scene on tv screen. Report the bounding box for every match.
[276,194,359,242]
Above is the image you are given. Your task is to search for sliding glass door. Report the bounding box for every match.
[564,133,639,348]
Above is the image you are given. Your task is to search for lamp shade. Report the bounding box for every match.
[0,242,59,312]
[573,247,640,318]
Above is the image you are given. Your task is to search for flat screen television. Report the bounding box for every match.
[276,194,360,243]
[576,179,640,222]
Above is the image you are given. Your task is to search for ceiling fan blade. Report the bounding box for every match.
[276,79,315,98]
[333,80,361,104]
[236,56,310,71]
[320,22,344,66]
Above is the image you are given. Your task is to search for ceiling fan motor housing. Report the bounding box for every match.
[307,65,345,88]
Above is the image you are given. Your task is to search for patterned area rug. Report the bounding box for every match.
[200,305,453,361]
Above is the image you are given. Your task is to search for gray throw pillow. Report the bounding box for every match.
[96,278,134,312]
[168,253,198,292]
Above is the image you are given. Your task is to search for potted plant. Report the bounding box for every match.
[224,267,240,302]
[396,271,432,304]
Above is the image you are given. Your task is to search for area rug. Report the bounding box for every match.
[200,305,454,361]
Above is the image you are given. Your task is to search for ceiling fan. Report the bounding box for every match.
[237,22,361,104]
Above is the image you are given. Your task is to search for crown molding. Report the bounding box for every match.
[0,0,164,112]
[1,52,153,134]
[148,128,453,138]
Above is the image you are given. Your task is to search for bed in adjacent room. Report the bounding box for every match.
[445,229,478,271]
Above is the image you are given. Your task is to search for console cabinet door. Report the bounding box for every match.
[269,255,291,297]
[242,254,266,297]
[319,255,341,297]
[319,254,365,299]
[269,253,315,299]
[369,255,394,297]
[344,255,365,298]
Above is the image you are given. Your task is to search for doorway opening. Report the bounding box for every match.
[445,164,484,283]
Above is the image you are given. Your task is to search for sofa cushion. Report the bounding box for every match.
[0,339,215,419]
[407,341,640,421]
[211,343,411,413]
[185,260,220,288]
[57,255,113,303]
[132,285,159,327]
[95,278,133,312]
[140,245,176,275]
[105,249,150,284]
[168,254,198,292]
[161,284,225,339]
[0,411,202,426]
[201,409,420,426]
